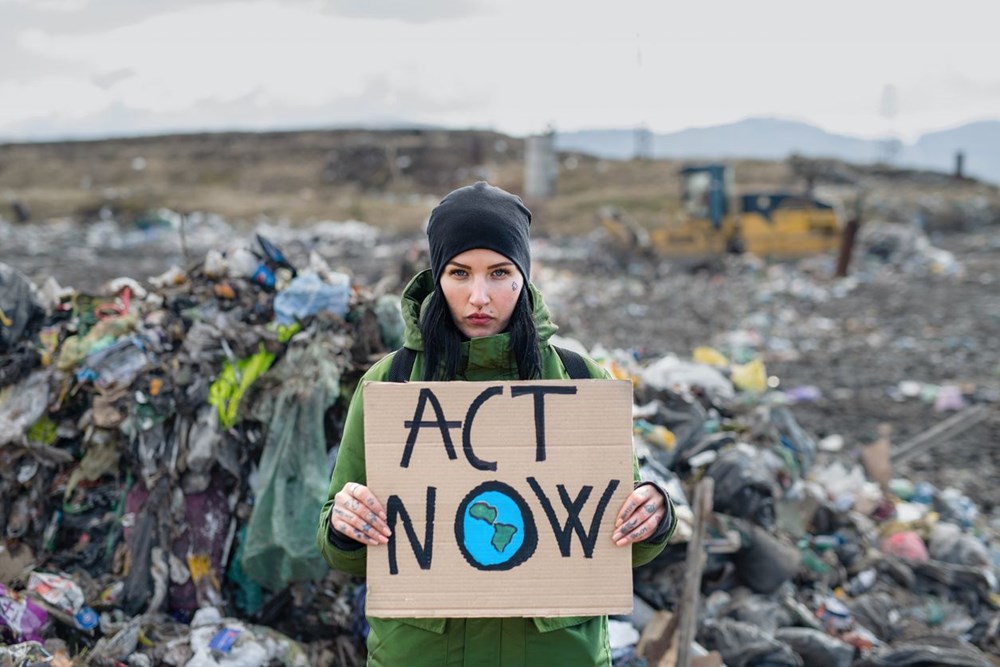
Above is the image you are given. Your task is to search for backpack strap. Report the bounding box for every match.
[388,347,417,382]
[553,346,590,380]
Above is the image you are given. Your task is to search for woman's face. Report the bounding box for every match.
[440,248,525,339]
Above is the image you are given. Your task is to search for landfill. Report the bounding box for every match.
[1,211,998,666]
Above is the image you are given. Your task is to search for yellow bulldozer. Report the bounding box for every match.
[604,164,842,260]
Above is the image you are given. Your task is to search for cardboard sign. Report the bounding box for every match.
[364,379,634,618]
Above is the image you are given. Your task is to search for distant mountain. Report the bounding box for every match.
[899,120,1000,183]
[554,128,638,160]
[556,117,1000,184]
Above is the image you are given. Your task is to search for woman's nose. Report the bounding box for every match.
[469,278,490,305]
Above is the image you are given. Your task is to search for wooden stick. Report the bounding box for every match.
[676,477,714,667]
[891,404,992,465]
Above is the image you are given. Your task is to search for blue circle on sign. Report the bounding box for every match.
[455,481,537,571]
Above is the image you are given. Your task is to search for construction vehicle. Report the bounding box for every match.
[614,164,842,260]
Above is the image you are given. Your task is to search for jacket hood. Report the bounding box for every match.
[399,269,558,352]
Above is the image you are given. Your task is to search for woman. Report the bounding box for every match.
[317,182,676,666]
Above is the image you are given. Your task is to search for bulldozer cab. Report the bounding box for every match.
[647,164,739,257]
[680,164,730,229]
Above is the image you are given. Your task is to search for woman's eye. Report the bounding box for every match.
[449,269,467,277]
[491,269,509,278]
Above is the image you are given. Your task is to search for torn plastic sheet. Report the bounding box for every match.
[76,335,154,391]
[64,428,121,498]
[0,582,48,642]
[697,617,804,667]
[242,328,344,591]
[180,607,309,667]
[0,370,51,446]
[208,344,277,429]
[273,272,350,325]
[124,474,231,613]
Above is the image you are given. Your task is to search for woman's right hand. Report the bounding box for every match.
[330,482,393,546]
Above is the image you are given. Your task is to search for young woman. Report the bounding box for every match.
[317,182,676,666]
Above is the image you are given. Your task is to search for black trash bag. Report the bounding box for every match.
[847,592,902,643]
[675,431,737,474]
[707,447,776,529]
[697,618,803,667]
[0,263,45,353]
[731,517,801,595]
[0,345,41,389]
[641,388,708,454]
[727,594,794,635]
[964,613,1000,656]
[854,638,994,667]
[910,560,994,611]
[774,627,854,667]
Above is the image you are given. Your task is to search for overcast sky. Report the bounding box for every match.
[2,0,999,143]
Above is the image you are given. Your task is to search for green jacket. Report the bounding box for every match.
[317,271,674,666]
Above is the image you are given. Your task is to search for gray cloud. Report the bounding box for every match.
[0,0,485,84]
[0,0,183,82]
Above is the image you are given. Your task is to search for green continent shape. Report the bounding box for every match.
[491,523,518,552]
[469,501,498,525]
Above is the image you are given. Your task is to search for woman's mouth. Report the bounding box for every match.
[467,314,493,325]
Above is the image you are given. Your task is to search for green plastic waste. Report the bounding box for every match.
[227,525,264,615]
[27,415,58,446]
[241,326,344,591]
[208,345,277,429]
[375,293,405,350]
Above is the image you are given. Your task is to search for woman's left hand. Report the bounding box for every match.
[612,484,666,546]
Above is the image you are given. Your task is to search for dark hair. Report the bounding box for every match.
[421,287,541,381]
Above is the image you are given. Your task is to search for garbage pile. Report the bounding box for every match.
[575,340,1000,666]
[2,224,998,666]
[1,234,404,665]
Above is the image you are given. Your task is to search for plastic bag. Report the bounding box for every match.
[697,618,803,667]
[208,345,277,429]
[731,358,768,394]
[769,405,818,477]
[640,354,735,402]
[707,446,776,529]
[775,627,854,667]
[881,531,929,562]
[732,518,801,594]
[241,328,344,591]
[928,522,990,568]
[0,582,48,642]
[273,272,350,325]
[374,294,405,350]
[854,641,993,666]
[0,370,51,446]
[0,263,44,353]
[77,336,153,390]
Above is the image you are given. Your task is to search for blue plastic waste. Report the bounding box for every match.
[273,273,350,325]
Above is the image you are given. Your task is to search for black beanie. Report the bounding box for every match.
[426,181,532,284]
